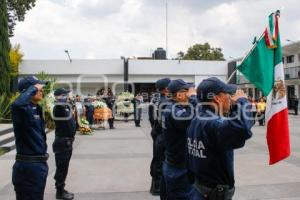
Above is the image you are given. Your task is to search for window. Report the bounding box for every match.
[282,57,285,64]
[287,55,294,63]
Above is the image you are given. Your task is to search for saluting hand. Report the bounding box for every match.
[230,89,247,103]
[34,84,44,92]
[187,87,196,97]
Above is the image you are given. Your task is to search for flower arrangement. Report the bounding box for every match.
[116,92,134,115]
[79,118,93,135]
[43,92,56,129]
[117,92,134,101]
[92,101,107,109]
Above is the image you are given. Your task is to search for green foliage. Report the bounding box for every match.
[36,71,56,129]
[7,0,36,37]
[36,71,56,95]
[0,93,18,122]
[180,43,225,61]
[9,44,23,77]
[176,51,185,60]
[0,0,11,95]
[0,148,8,156]
[0,94,11,122]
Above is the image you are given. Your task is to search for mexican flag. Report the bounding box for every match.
[237,11,290,165]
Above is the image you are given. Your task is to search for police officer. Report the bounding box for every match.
[84,97,94,126]
[11,76,49,200]
[187,77,254,200]
[103,89,116,129]
[293,95,299,115]
[53,88,77,200]
[132,93,143,127]
[149,78,170,198]
[148,93,157,128]
[162,79,197,199]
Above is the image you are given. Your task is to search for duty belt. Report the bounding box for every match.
[55,136,75,142]
[194,179,235,200]
[16,153,49,162]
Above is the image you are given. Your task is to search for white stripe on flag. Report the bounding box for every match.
[265,62,287,122]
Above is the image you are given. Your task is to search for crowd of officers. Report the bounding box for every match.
[11,75,254,200]
[148,77,254,200]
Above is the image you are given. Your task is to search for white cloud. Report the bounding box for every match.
[10,0,300,60]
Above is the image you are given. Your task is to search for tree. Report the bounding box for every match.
[7,0,36,37]
[175,51,185,60]
[182,43,225,61]
[9,44,23,77]
[0,0,11,94]
[0,0,36,94]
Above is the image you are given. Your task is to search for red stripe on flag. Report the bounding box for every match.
[267,108,290,165]
[264,29,271,47]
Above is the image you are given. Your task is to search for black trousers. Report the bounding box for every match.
[13,161,48,200]
[135,120,140,126]
[53,138,73,191]
[150,134,166,199]
[16,192,44,200]
[108,118,114,128]
[150,135,165,179]
[54,150,72,190]
[258,112,265,126]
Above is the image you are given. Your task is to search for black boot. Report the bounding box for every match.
[150,178,160,196]
[56,189,74,200]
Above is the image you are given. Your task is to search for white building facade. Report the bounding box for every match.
[283,41,300,107]
[19,59,228,98]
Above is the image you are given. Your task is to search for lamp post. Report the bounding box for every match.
[64,50,72,63]
[121,56,129,92]
[165,0,168,58]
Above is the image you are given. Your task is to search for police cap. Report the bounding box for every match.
[18,76,47,92]
[155,78,171,91]
[196,77,237,102]
[168,79,195,94]
[54,88,71,96]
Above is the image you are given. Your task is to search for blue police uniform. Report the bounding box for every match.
[11,77,48,200]
[85,100,94,125]
[149,78,171,198]
[52,88,76,199]
[187,77,254,200]
[162,79,197,200]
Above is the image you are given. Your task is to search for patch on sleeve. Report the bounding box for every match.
[216,118,224,124]
[175,109,186,117]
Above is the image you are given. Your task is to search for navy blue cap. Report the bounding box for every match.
[155,78,171,91]
[18,76,47,92]
[196,77,237,101]
[54,88,71,96]
[168,79,195,93]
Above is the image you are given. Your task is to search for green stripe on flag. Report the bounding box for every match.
[237,37,274,96]
[237,12,283,97]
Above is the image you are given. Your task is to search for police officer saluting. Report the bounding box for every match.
[187,77,254,200]
[11,76,49,200]
[162,79,197,199]
[53,88,76,200]
[149,78,170,197]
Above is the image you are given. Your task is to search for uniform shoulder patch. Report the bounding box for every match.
[216,118,225,124]
[175,109,186,117]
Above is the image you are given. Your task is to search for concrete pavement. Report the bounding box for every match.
[0,114,300,199]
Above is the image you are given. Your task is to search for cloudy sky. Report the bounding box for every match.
[10,0,300,60]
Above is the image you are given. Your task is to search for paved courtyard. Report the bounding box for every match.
[0,113,300,200]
